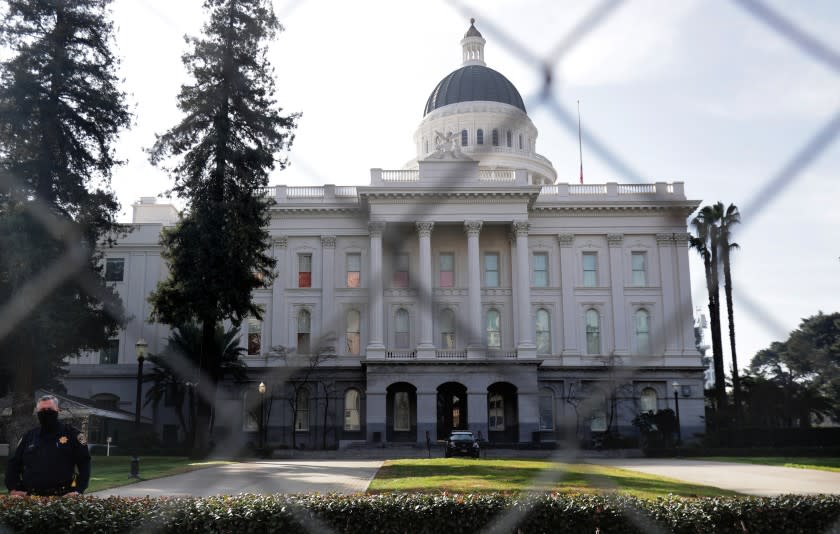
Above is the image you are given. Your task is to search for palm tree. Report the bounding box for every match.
[717,203,742,417]
[144,322,248,449]
[690,205,727,412]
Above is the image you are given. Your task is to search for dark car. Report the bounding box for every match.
[444,431,480,458]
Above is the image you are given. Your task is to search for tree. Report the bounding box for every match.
[143,322,247,450]
[690,205,727,412]
[717,203,742,416]
[0,0,129,437]
[284,346,335,449]
[147,0,298,454]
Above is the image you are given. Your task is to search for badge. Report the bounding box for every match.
[58,436,68,444]
[77,433,87,445]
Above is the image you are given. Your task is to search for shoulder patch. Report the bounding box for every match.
[77,433,87,445]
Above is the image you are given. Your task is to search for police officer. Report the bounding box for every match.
[5,395,91,497]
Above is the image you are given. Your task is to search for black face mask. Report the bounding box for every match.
[37,409,59,429]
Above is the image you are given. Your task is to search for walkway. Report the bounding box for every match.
[92,459,383,497]
[588,458,840,496]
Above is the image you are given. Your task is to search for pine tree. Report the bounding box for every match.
[0,0,129,431]
[148,0,298,454]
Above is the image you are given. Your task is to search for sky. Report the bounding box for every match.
[105,0,839,370]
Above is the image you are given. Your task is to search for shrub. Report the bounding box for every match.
[1,493,839,533]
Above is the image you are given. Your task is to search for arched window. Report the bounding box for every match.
[440,308,455,349]
[640,387,657,413]
[247,316,262,355]
[476,128,484,145]
[585,309,600,355]
[486,309,501,349]
[346,309,361,355]
[635,309,650,354]
[539,388,554,430]
[488,393,504,430]
[344,388,361,431]
[395,308,410,349]
[536,309,551,355]
[492,129,499,146]
[297,309,311,354]
[461,129,468,146]
[295,388,309,431]
[506,130,512,147]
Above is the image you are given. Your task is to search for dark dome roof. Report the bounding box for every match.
[423,65,526,116]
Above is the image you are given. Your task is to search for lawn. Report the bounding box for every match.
[1,456,232,493]
[368,458,739,499]
[698,457,840,473]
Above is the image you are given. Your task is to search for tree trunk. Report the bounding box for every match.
[322,383,329,450]
[708,232,727,413]
[722,249,741,418]
[191,318,217,457]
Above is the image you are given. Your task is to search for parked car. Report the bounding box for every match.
[444,431,480,458]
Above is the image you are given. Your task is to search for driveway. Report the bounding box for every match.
[588,458,840,496]
[92,459,383,497]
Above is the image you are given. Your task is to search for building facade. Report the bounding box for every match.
[63,21,705,449]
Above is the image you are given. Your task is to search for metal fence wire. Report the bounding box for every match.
[1,0,838,532]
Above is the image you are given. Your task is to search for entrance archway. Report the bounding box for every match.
[386,382,417,442]
[487,382,518,443]
[436,382,468,439]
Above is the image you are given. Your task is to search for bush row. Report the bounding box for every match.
[2,493,840,533]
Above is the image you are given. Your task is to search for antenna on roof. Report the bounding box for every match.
[577,100,584,184]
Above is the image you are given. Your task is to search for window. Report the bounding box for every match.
[582,252,597,287]
[247,317,261,355]
[533,252,548,287]
[486,309,501,349]
[346,309,361,355]
[539,388,554,430]
[492,128,499,146]
[344,389,361,431]
[461,129,468,146]
[395,308,410,349]
[99,338,119,364]
[394,391,410,431]
[346,253,361,288]
[393,253,409,288]
[295,388,309,431]
[297,310,311,354]
[519,134,523,150]
[440,308,455,349]
[506,130,512,147]
[484,252,499,287]
[242,391,258,431]
[585,309,600,355]
[640,387,657,413]
[488,394,504,430]
[298,254,312,287]
[536,309,551,355]
[439,253,454,287]
[635,309,650,354]
[631,252,646,286]
[477,128,484,145]
[104,258,124,282]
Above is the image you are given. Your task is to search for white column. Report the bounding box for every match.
[468,390,488,440]
[270,236,288,352]
[607,233,628,356]
[320,236,337,355]
[514,221,536,358]
[416,391,436,444]
[657,233,681,356]
[416,222,435,358]
[557,234,578,356]
[367,222,386,359]
[509,232,519,347]
[465,220,483,358]
[673,233,699,356]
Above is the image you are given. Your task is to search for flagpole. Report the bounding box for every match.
[577,100,583,184]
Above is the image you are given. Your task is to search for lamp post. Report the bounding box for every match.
[258,382,266,452]
[131,338,148,479]
[672,381,682,446]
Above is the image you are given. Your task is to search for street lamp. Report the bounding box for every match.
[672,381,682,446]
[258,382,267,452]
[131,338,148,479]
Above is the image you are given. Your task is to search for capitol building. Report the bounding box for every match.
[64,21,705,449]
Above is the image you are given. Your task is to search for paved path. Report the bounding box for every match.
[588,458,840,496]
[92,459,383,497]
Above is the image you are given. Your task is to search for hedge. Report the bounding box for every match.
[1,493,839,533]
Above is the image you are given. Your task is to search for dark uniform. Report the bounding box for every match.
[5,422,91,496]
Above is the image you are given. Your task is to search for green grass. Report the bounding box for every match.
[1,456,233,493]
[368,458,739,499]
[698,457,840,473]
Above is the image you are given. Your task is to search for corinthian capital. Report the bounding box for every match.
[512,220,530,237]
[607,233,623,246]
[368,221,387,237]
[320,235,336,248]
[416,221,434,237]
[464,220,483,236]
